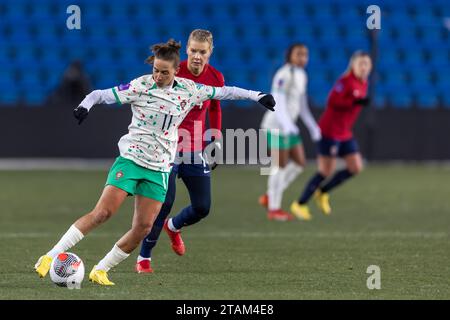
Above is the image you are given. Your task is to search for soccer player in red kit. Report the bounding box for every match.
[290,51,372,220]
[136,29,225,272]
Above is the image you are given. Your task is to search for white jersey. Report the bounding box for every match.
[79,75,266,172]
[261,64,321,141]
[112,75,216,172]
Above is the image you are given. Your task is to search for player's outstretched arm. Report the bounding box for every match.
[73,89,116,124]
[213,86,276,111]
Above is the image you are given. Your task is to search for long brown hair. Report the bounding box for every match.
[285,43,307,63]
[145,39,182,68]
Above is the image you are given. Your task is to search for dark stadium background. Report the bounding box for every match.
[1,0,449,160]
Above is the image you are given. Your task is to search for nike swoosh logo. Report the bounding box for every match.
[144,239,155,243]
[203,170,210,174]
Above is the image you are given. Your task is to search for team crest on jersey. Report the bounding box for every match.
[115,170,124,180]
[277,78,284,87]
[180,100,187,109]
[195,83,204,90]
[353,90,360,97]
[118,83,131,91]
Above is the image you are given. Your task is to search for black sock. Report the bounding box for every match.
[320,169,354,193]
[298,173,326,204]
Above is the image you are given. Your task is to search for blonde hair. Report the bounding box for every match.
[345,50,371,74]
[187,29,214,51]
[145,39,182,68]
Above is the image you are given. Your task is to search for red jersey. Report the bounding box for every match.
[318,71,368,140]
[176,60,225,152]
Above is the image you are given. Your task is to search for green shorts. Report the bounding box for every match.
[105,156,169,202]
[267,130,302,149]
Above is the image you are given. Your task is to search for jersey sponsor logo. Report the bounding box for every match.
[115,170,124,180]
[334,81,344,93]
[118,83,131,91]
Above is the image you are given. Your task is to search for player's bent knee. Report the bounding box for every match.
[319,169,334,178]
[92,208,114,225]
[350,165,363,175]
[133,222,154,238]
[194,205,210,220]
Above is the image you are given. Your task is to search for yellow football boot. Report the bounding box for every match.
[89,266,115,286]
[290,202,312,221]
[314,190,331,215]
[34,255,52,278]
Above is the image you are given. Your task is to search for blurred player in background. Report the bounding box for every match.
[259,43,321,221]
[290,51,372,220]
[136,29,224,273]
[34,39,276,286]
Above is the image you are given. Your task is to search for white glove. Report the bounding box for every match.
[311,127,322,142]
[282,123,299,136]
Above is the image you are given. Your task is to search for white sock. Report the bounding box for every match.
[46,224,84,259]
[168,218,180,232]
[137,255,151,263]
[96,244,130,272]
[267,166,286,211]
[281,162,304,191]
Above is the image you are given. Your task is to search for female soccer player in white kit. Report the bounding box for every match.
[259,43,321,221]
[34,39,275,286]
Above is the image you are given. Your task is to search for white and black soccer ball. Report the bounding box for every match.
[49,252,85,288]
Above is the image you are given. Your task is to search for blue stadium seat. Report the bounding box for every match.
[4,25,32,42]
[0,0,449,107]
[400,49,424,68]
[373,91,387,109]
[434,71,450,91]
[377,50,400,70]
[426,50,449,68]
[384,69,408,87]
[28,2,54,20]
[408,70,432,88]
[388,92,413,109]
[442,91,450,108]
[0,90,20,105]
[416,93,439,109]
[0,47,12,65]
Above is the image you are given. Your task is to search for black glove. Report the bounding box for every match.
[73,106,89,125]
[204,139,222,171]
[353,96,370,107]
[258,93,275,111]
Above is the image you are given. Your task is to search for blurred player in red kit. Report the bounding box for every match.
[290,51,372,220]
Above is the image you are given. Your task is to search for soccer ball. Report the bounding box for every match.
[49,252,85,289]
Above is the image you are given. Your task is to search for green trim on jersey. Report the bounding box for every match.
[112,88,122,105]
[105,156,169,202]
[209,86,216,99]
[267,130,302,150]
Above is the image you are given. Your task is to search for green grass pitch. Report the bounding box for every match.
[0,164,449,299]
